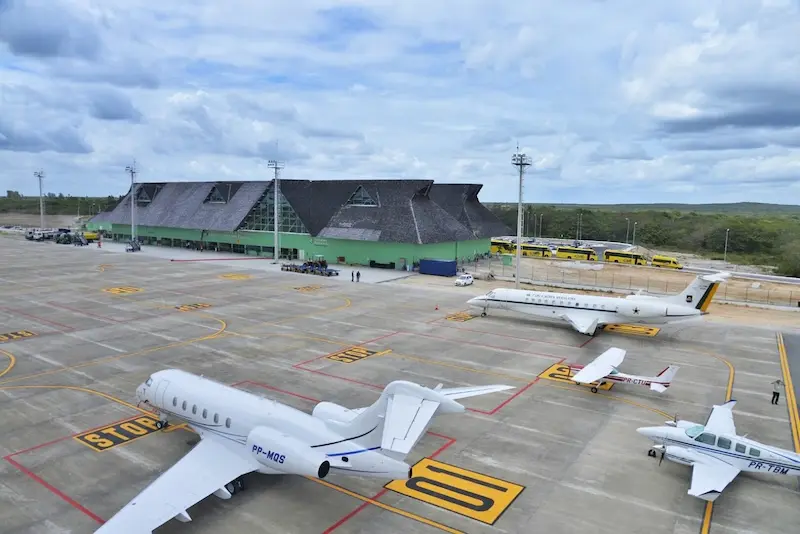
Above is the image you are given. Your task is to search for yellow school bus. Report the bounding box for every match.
[490,239,514,254]
[521,243,552,257]
[651,254,683,269]
[604,249,647,265]
[555,246,598,261]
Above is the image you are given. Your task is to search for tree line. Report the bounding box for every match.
[487,204,800,277]
[1,192,122,216]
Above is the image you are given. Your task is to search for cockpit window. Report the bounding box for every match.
[685,424,705,438]
[145,378,153,386]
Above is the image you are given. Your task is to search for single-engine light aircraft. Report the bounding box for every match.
[466,272,729,336]
[95,369,514,533]
[637,400,800,502]
[570,347,679,393]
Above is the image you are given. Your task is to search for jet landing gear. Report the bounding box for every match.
[225,478,246,495]
[481,306,488,317]
[154,419,170,430]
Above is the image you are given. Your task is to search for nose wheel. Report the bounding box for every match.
[155,420,170,430]
[647,449,657,458]
[225,478,246,495]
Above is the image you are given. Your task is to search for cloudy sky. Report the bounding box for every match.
[1,0,799,204]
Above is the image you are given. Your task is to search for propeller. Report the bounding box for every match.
[658,448,666,466]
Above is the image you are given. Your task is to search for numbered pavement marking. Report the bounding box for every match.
[446,312,475,322]
[327,347,391,364]
[0,330,37,343]
[537,363,614,391]
[74,415,163,452]
[219,273,252,280]
[102,286,143,295]
[386,458,525,525]
[602,324,660,337]
[175,303,212,312]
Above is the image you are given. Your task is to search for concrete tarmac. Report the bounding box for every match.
[0,237,798,534]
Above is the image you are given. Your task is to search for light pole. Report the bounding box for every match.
[511,150,532,289]
[625,217,630,244]
[632,221,638,247]
[125,161,137,242]
[539,213,543,238]
[532,212,537,240]
[33,170,45,229]
[267,159,285,263]
[724,228,730,263]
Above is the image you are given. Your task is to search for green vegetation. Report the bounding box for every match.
[487,203,800,277]
[1,191,120,216]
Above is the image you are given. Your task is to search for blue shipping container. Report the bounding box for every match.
[419,259,457,277]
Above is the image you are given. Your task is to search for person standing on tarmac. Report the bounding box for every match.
[356,271,361,282]
[772,378,785,405]
[351,271,354,282]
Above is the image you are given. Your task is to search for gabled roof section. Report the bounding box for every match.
[428,183,511,238]
[204,182,244,204]
[345,185,379,207]
[97,181,269,231]
[136,184,164,205]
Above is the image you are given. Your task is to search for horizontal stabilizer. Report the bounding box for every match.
[174,511,191,523]
[436,384,515,400]
[650,383,667,393]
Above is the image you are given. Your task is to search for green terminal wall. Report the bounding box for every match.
[96,223,489,267]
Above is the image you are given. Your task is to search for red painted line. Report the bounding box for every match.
[5,456,105,524]
[399,331,563,361]
[296,367,385,390]
[0,306,74,332]
[45,301,122,323]
[240,380,322,404]
[292,331,400,369]
[433,322,582,348]
[579,335,596,348]
[476,378,540,415]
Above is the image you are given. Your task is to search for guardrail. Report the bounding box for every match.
[474,259,800,308]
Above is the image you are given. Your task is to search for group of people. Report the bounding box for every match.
[351,271,361,282]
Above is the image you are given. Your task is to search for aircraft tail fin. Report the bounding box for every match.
[650,365,679,392]
[344,381,514,461]
[659,272,729,312]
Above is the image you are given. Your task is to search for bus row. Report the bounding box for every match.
[489,240,683,269]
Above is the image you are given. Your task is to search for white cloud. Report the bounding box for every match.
[1,0,799,204]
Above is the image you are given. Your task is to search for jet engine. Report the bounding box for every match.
[312,401,360,424]
[246,427,330,479]
[615,300,666,319]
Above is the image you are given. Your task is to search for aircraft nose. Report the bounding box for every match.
[135,383,147,403]
[636,426,664,441]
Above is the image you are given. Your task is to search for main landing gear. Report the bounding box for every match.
[154,419,170,430]
[225,478,246,495]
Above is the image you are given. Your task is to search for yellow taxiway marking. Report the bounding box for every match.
[446,312,475,322]
[310,477,464,534]
[699,351,735,534]
[0,348,16,379]
[777,333,800,453]
[538,363,613,391]
[74,415,164,452]
[175,303,212,312]
[327,347,391,364]
[219,273,252,280]
[602,324,660,337]
[97,264,114,272]
[385,458,525,525]
[102,286,143,295]
[0,330,37,343]
[0,384,150,414]
[0,319,227,386]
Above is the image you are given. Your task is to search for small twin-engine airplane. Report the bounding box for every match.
[637,400,800,502]
[96,369,514,533]
[569,347,680,393]
[466,272,729,336]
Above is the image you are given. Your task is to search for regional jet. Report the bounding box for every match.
[95,369,514,533]
[569,347,679,393]
[637,400,800,501]
[466,272,729,336]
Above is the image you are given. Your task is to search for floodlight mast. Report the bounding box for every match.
[33,170,45,230]
[511,149,532,290]
[267,159,285,263]
[125,161,138,242]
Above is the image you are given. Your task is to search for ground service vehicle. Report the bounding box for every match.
[555,246,598,261]
[604,250,647,265]
[455,273,474,286]
[521,243,552,257]
[651,255,683,269]
[490,239,514,254]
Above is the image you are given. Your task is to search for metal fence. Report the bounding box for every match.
[470,259,800,308]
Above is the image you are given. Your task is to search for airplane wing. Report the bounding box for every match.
[380,385,515,456]
[572,348,627,385]
[95,436,260,534]
[556,309,616,335]
[688,455,741,501]
[704,400,737,435]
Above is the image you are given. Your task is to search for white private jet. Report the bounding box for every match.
[466,272,729,336]
[637,400,800,502]
[569,347,680,393]
[96,369,514,533]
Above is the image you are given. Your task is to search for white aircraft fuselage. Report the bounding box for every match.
[136,369,411,480]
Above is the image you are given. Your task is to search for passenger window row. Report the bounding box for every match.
[695,432,760,457]
[173,396,231,428]
[524,295,607,310]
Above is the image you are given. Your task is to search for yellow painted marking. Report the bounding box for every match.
[175,303,212,312]
[446,312,475,322]
[219,273,252,280]
[385,458,525,525]
[602,324,660,337]
[0,348,16,379]
[102,286,143,295]
[0,330,37,343]
[74,415,162,452]
[0,319,227,386]
[295,285,322,293]
[699,350,735,534]
[543,383,673,419]
[311,477,464,534]
[537,363,613,391]
[327,347,391,364]
[777,333,800,453]
[699,282,721,313]
[97,264,113,272]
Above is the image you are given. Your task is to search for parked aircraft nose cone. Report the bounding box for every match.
[636,426,664,441]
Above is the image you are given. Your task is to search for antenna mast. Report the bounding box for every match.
[267,159,285,263]
[33,170,45,230]
[125,160,138,242]
[511,146,532,290]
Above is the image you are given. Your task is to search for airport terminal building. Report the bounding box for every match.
[87,179,510,268]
